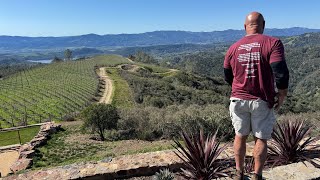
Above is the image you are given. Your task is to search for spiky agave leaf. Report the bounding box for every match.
[172,129,230,180]
[267,119,320,167]
[244,156,254,173]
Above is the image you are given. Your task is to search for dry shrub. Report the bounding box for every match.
[117,104,233,141]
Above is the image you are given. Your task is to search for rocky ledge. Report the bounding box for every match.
[3,148,320,180]
[8,122,61,175]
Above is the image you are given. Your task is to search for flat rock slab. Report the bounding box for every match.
[10,158,33,174]
[0,150,19,177]
[0,144,20,152]
[3,150,184,180]
[263,158,320,180]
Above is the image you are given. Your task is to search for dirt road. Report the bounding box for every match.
[98,67,113,104]
[97,62,177,104]
[126,58,134,63]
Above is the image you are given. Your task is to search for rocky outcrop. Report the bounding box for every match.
[0,144,21,152]
[10,158,33,173]
[9,122,61,174]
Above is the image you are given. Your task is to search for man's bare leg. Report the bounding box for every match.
[253,137,267,175]
[234,135,248,171]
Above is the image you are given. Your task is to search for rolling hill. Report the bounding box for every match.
[156,32,320,113]
[0,27,319,51]
[0,54,231,129]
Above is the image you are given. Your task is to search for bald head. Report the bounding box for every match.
[244,12,265,35]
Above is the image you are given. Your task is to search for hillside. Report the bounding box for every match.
[0,55,130,128]
[1,32,319,129]
[0,27,319,52]
[154,32,320,113]
[282,32,320,47]
[0,55,232,129]
[119,64,230,108]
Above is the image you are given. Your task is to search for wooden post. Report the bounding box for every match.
[24,106,27,126]
[11,118,14,127]
[17,130,21,144]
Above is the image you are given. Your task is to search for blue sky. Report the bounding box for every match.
[0,0,319,36]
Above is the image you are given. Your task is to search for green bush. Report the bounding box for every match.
[117,104,234,141]
[171,104,233,140]
[119,69,230,108]
[117,106,164,140]
[81,104,119,141]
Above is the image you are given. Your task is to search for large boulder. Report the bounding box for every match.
[19,150,35,159]
[30,136,47,147]
[10,158,33,173]
[18,144,33,153]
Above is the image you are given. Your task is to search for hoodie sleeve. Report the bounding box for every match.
[269,40,289,89]
[224,47,234,86]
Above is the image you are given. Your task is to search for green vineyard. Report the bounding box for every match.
[0,55,130,128]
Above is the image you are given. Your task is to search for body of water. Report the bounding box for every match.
[27,59,52,64]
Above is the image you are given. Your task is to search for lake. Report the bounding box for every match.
[27,59,52,64]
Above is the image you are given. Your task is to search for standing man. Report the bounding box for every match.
[224,12,289,180]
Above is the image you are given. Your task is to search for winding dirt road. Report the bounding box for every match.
[97,60,178,104]
[126,58,134,63]
[98,67,113,104]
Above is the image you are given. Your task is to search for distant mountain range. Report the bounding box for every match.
[1,27,320,51]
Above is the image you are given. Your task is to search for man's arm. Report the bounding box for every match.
[275,89,288,110]
[271,61,289,110]
[270,61,289,90]
[224,47,233,86]
[224,68,233,86]
[270,40,289,110]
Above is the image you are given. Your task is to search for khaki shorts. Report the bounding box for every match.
[229,98,276,139]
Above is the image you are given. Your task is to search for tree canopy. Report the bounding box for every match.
[81,104,119,141]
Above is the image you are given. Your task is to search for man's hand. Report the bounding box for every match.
[274,89,288,110]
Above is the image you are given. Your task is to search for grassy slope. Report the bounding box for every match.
[135,62,170,73]
[92,55,131,67]
[32,121,173,169]
[106,68,135,108]
[0,55,130,128]
[4,57,192,168]
[31,62,179,168]
[0,126,40,146]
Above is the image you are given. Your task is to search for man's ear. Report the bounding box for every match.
[244,24,247,31]
[261,21,265,33]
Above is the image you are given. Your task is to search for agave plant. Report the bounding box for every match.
[173,129,229,180]
[244,156,255,173]
[267,119,320,167]
[153,168,175,180]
